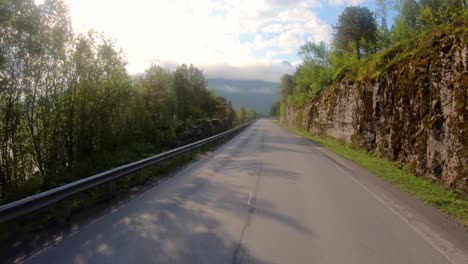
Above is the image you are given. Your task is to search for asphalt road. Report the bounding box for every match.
[26,119,468,264]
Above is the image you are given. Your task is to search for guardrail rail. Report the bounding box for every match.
[0,121,254,224]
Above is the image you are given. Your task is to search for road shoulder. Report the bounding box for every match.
[275,121,468,264]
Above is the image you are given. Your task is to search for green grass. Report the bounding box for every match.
[276,122,468,226]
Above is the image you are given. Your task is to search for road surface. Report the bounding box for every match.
[26,119,468,264]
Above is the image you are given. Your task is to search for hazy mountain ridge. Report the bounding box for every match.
[207,78,280,114]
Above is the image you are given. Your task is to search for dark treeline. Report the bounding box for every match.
[269,101,280,117]
[0,0,256,203]
[278,0,467,111]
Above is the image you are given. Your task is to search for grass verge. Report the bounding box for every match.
[276,122,468,227]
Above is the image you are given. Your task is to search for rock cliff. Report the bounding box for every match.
[282,29,467,193]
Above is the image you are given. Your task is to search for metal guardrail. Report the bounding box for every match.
[0,121,254,224]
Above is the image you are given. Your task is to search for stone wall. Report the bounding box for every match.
[282,31,467,193]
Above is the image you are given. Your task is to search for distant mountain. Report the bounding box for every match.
[207,78,280,114]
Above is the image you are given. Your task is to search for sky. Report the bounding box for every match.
[38,0,377,82]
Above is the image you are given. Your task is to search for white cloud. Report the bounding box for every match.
[278,32,298,48]
[262,23,284,33]
[328,0,366,5]
[36,0,351,81]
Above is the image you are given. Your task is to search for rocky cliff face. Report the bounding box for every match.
[282,31,467,193]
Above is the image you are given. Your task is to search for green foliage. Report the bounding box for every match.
[376,0,390,30]
[298,41,330,67]
[279,103,286,118]
[377,25,392,50]
[333,6,378,60]
[297,41,332,92]
[418,0,467,28]
[401,0,420,29]
[390,0,420,42]
[279,74,294,104]
[269,101,280,117]
[294,63,325,96]
[235,107,247,125]
[0,0,236,204]
[279,1,467,140]
[235,106,259,125]
[329,42,360,80]
[391,0,467,43]
[279,42,333,109]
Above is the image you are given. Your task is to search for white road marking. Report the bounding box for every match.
[280,123,466,264]
[325,152,463,264]
[247,192,253,206]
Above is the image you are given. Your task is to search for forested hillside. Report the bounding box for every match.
[281,0,468,109]
[279,0,467,110]
[0,0,256,204]
[279,1,467,193]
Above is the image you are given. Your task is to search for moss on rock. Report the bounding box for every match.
[283,22,468,194]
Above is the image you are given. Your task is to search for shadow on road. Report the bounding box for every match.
[26,123,315,264]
